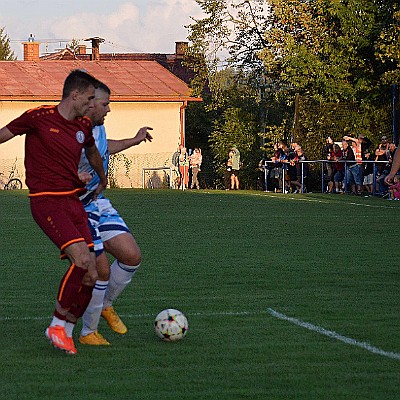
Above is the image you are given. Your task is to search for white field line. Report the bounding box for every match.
[255,193,398,209]
[0,310,257,322]
[202,191,398,209]
[2,308,399,360]
[267,308,400,361]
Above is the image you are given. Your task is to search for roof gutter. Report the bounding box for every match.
[0,95,203,102]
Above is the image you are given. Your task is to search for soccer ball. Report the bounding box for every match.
[154,309,188,342]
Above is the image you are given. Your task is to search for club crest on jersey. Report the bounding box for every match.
[76,131,85,144]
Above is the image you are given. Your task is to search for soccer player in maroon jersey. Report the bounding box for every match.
[0,69,107,355]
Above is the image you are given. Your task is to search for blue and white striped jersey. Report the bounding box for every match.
[78,124,109,194]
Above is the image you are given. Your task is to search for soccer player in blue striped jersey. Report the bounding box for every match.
[76,81,153,345]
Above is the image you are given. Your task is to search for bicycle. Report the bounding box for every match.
[0,162,23,190]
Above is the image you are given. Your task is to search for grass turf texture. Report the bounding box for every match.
[0,189,399,399]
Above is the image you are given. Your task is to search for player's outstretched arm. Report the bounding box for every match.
[0,127,15,144]
[108,126,153,154]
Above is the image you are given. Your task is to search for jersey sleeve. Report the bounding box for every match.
[6,110,34,136]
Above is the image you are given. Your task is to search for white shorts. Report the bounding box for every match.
[363,173,373,185]
[85,198,130,255]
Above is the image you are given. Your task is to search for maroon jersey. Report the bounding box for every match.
[7,105,95,195]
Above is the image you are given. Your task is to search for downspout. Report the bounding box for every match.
[180,100,188,146]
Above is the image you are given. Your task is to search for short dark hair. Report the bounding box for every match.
[96,80,111,95]
[62,69,99,99]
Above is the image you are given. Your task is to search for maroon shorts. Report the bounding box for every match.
[30,195,93,254]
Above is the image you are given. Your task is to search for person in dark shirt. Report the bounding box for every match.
[323,136,334,191]
[330,143,345,194]
[341,139,355,194]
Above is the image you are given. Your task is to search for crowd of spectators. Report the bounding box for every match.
[267,141,310,193]
[171,145,202,190]
[324,134,397,197]
[263,134,398,197]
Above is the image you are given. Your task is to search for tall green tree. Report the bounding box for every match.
[186,0,400,184]
[187,1,269,81]
[0,27,16,60]
[186,1,271,187]
[208,68,261,160]
[375,5,400,83]
[259,0,399,155]
[261,0,398,103]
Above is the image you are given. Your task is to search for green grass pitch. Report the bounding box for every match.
[0,189,399,399]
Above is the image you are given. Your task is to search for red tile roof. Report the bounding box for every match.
[0,60,201,102]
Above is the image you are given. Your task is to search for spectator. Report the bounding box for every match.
[171,144,183,189]
[343,134,371,195]
[286,146,302,193]
[290,141,299,152]
[179,146,189,190]
[363,150,374,195]
[343,133,372,158]
[375,135,390,175]
[295,146,309,192]
[269,143,284,192]
[189,148,202,189]
[323,136,334,190]
[224,150,234,190]
[230,145,240,190]
[341,139,356,193]
[279,142,290,192]
[330,143,345,194]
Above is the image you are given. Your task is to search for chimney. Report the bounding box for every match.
[78,45,87,55]
[23,34,40,61]
[175,42,188,60]
[85,37,105,61]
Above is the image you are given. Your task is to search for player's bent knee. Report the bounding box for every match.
[117,248,141,267]
[127,251,141,267]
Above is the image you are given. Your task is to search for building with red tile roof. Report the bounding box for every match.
[0,51,202,188]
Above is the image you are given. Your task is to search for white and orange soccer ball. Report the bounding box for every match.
[154,309,188,342]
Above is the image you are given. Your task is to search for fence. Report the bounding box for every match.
[262,160,390,194]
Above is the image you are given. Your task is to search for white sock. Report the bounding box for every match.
[80,280,109,337]
[50,316,65,328]
[103,260,139,309]
[65,322,75,338]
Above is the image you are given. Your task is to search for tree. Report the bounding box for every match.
[186,0,400,188]
[375,5,400,83]
[209,106,261,188]
[0,27,16,61]
[66,38,81,55]
[187,1,270,77]
[186,1,272,187]
[259,0,399,156]
[262,0,399,100]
